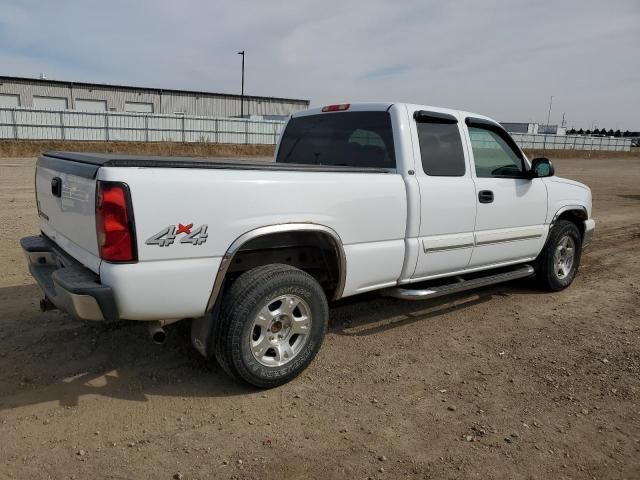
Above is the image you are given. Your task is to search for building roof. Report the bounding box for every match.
[0,75,309,105]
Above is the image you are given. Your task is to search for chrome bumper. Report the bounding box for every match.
[583,219,595,249]
[21,235,119,322]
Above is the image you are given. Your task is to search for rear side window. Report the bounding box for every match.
[416,121,466,176]
[276,112,396,168]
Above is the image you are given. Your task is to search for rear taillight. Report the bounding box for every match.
[96,181,137,262]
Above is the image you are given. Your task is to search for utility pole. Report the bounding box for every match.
[237,51,245,118]
[542,95,553,157]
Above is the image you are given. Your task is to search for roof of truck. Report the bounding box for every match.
[295,102,494,123]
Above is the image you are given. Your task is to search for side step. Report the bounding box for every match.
[383,265,535,301]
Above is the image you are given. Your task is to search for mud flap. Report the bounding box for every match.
[190,299,221,358]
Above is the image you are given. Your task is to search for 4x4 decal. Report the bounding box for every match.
[146,223,208,247]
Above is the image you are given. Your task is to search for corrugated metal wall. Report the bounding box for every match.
[0,78,308,118]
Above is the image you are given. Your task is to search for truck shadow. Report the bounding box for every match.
[0,279,538,410]
[328,278,535,337]
[0,284,251,411]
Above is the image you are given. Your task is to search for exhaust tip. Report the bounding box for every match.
[152,329,167,345]
[147,321,167,345]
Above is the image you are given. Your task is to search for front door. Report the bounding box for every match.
[464,119,548,268]
[410,109,477,280]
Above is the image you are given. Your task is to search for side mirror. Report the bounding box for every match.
[529,157,554,178]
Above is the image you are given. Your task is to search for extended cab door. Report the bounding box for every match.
[409,109,477,279]
[464,118,548,268]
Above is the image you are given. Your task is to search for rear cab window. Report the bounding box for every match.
[276,111,396,169]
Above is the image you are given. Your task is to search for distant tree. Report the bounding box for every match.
[614,130,622,137]
[585,129,592,135]
[608,129,614,136]
[577,128,584,135]
[568,128,576,134]
[623,130,631,137]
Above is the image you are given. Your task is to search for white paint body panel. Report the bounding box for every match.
[404,105,478,278]
[98,165,407,302]
[37,102,594,323]
[100,257,221,320]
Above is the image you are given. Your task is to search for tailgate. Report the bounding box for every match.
[36,155,101,273]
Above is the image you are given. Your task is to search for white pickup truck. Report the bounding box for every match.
[22,102,595,387]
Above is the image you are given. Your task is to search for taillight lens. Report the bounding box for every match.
[96,182,136,262]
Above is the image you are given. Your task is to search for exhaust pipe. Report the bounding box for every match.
[147,321,167,345]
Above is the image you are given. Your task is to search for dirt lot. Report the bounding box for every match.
[0,156,639,480]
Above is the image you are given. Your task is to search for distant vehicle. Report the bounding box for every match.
[21,103,595,387]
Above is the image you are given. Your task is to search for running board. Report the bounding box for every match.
[383,265,535,301]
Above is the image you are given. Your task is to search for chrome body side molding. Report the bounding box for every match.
[551,205,588,224]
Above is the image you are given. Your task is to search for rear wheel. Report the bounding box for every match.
[214,264,328,388]
[535,220,582,291]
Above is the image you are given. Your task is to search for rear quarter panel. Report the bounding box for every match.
[97,166,407,318]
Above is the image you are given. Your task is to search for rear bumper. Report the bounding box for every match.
[583,219,595,249]
[21,235,118,322]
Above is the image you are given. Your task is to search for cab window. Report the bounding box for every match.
[277,112,395,169]
[416,122,466,176]
[468,126,525,178]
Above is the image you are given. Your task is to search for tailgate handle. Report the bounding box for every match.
[51,177,62,198]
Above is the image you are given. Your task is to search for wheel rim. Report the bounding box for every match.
[554,235,576,280]
[249,294,312,367]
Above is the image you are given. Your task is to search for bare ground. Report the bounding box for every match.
[0,156,638,480]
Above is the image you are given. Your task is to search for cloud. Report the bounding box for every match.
[0,0,638,128]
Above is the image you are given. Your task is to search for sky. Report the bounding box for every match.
[0,0,638,129]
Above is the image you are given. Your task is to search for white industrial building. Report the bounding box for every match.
[0,75,309,120]
[501,122,566,136]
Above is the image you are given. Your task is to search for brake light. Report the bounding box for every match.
[96,182,136,262]
[321,104,350,112]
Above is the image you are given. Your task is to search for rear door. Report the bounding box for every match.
[35,156,101,271]
[410,109,477,279]
[464,118,548,268]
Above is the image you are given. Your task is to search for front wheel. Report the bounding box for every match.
[213,264,328,388]
[535,220,583,291]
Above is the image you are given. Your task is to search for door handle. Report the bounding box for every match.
[51,177,62,198]
[478,190,494,203]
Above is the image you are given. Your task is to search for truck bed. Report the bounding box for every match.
[41,151,393,179]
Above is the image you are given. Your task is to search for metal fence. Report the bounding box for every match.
[0,107,633,151]
[511,132,631,152]
[0,107,285,145]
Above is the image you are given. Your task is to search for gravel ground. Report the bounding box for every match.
[0,156,638,480]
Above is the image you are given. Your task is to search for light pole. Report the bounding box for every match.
[542,95,553,157]
[237,50,245,118]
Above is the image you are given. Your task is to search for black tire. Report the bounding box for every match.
[213,264,328,388]
[535,220,582,291]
